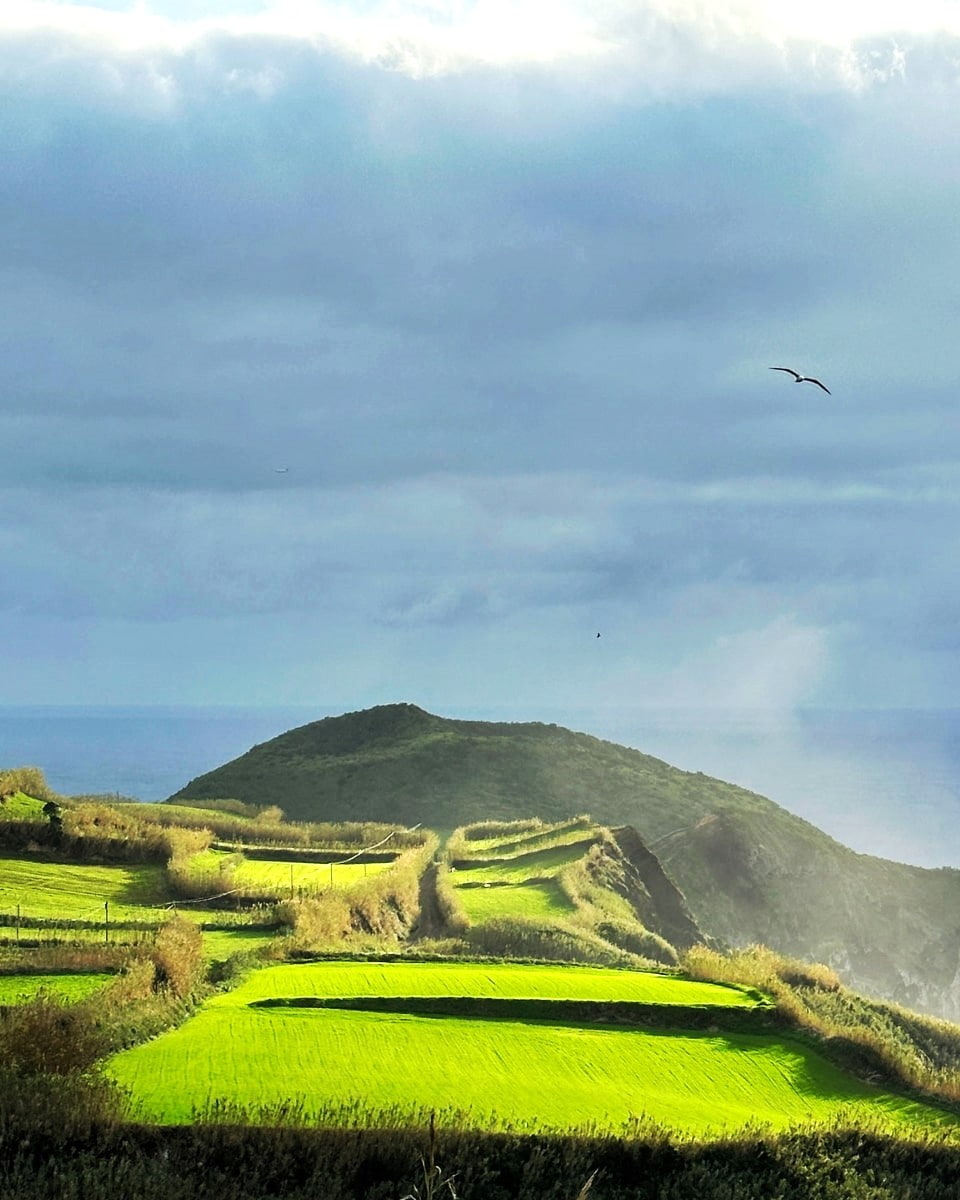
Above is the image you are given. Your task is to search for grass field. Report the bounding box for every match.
[200,929,280,962]
[213,960,763,1006]
[0,856,169,921]
[189,850,391,897]
[449,840,588,925]
[0,972,112,1004]
[106,959,957,1135]
[456,880,574,922]
[0,792,47,820]
[458,821,596,860]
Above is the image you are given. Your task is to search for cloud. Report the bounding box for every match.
[2,0,959,98]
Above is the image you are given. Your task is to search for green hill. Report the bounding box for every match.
[169,703,960,1021]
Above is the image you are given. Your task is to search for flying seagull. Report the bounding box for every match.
[273,467,289,473]
[769,366,831,395]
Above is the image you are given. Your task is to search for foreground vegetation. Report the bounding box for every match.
[2,764,960,1194]
[107,959,955,1134]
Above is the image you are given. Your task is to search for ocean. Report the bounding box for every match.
[0,705,957,871]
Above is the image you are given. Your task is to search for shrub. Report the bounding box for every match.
[0,991,110,1074]
[151,917,204,998]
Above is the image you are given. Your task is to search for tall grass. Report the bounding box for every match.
[277,836,439,951]
[683,944,960,1106]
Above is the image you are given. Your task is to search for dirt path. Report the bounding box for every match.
[410,861,448,942]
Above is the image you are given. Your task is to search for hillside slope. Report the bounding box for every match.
[170,703,960,1020]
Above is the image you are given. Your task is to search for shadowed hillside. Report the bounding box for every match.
[169,703,960,1020]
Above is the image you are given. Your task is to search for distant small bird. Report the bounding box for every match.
[769,366,831,394]
[596,633,601,638]
[274,467,289,473]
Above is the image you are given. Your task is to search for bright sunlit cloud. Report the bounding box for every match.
[5,0,960,81]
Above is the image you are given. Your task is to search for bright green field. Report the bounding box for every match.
[200,929,280,961]
[107,987,955,1135]
[450,841,586,924]
[191,850,391,896]
[0,856,168,921]
[457,880,575,922]
[212,960,762,1006]
[451,844,587,887]
[0,793,47,820]
[460,823,595,860]
[0,972,112,1003]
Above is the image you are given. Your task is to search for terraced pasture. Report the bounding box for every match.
[456,879,573,922]
[106,961,955,1135]
[449,839,587,924]
[190,850,390,896]
[459,820,596,860]
[0,856,168,921]
[216,960,762,1006]
[0,972,111,1004]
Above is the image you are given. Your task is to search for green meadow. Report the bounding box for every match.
[191,849,390,895]
[457,879,574,922]
[0,856,168,921]
[106,959,956,1135]
[449,838,588,924]
[200,929,280,962]
[0,972,112,1004]
[214,959,761,1005]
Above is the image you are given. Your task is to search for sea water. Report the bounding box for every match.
[0,705,956,870]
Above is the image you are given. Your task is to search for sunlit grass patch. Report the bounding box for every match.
[451,843,589,886]
[187,849,392,898]
[0,972,112,1004]
[0,856,169,921]
[107,1001,958,1136]
[196,959,762,1007]
[0,792,47,821]
[457,880,575,923]
[201,929,280,962]
[460,821,597,860]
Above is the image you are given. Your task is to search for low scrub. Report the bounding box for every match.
[277,836,439,951]
[684,944,960,1106]
[461,916,646,967]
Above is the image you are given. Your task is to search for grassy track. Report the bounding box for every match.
[0,856,168,921]
[0,972,112,1003]
[108,1001,956,1135]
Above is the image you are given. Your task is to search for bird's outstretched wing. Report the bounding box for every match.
[805,378,831,395]
[769,366,801,379]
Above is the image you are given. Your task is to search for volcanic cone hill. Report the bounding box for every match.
[169,702,960,1020]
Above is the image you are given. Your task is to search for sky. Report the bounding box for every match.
[4,0,960,732]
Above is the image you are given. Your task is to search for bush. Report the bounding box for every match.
[151,917,204,998]
[0,991,110,1075]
